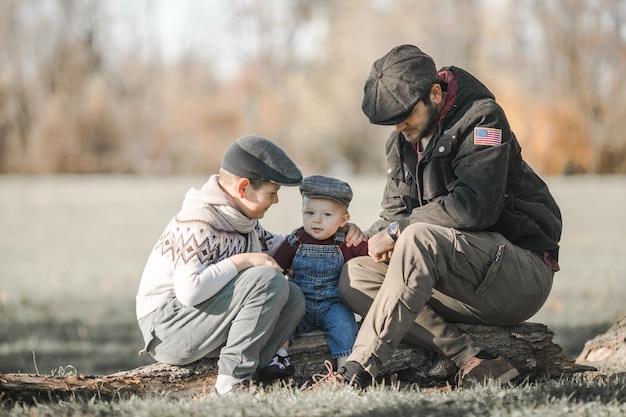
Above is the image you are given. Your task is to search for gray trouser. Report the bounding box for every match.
[339,223,554,377]
[138,265,305,379]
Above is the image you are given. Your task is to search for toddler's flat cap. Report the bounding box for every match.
[299,175,353,207]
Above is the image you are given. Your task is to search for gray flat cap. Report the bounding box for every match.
[221,135,302,186]
[299,175,353,207]
[362,44,437,125]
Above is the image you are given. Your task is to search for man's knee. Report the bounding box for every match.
[339,257,370,298]
[399,222,447,243]
[339,256,386,315]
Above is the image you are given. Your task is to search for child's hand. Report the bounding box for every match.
[342,223,365,247]
[230,253,282,272]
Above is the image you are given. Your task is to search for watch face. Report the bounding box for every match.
[387,222,399,238]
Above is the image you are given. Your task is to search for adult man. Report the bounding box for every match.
[328,45,562,388]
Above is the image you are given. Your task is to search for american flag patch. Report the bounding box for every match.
[473,127,502,146]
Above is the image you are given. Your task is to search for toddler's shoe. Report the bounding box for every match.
[257,354,295,381]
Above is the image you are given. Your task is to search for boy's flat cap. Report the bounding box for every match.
[221,135,302,186]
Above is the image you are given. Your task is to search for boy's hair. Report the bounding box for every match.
[219,168,268,190]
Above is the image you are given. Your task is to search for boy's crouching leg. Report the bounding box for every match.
[249,267,305,373]
[218,266,298,377]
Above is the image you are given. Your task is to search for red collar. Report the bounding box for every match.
[438,69,457,120]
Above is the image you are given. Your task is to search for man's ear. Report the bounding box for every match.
[431,83,444,104]
[236,178,251,198]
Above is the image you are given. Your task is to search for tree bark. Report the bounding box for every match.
[0,322,595,405]
[576,314,626,375]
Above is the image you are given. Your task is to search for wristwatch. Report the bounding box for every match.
[386,221,400,241]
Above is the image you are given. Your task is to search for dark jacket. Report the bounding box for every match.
[366,67,562,260]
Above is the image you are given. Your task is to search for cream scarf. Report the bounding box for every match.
[193,175,264,253]
[216,205,262,253]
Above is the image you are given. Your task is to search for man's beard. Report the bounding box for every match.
[402,102,440,143]
[420,102,440,140]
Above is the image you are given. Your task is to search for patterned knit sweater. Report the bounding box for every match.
[135,175,283,319]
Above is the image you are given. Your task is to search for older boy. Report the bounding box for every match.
[135,135,306,395]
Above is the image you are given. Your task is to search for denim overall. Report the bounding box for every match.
[288,230,358,359]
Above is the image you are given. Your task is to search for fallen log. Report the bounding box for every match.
[0,322,594,405]
[291,321,595,385]
[576,314,626,375]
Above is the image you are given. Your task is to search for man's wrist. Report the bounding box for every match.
[386,221,400,241]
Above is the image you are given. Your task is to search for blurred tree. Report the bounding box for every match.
[532,0,626,173]
[0,0,32,173]
[0,0,624,174]
[224,0,331,170]
[0,0,127,173]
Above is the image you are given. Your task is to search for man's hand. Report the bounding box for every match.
[230,252,281,272]
[368,229,396,263]
[342,222,366,247]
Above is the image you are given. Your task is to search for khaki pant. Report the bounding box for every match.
[339,223,554,377]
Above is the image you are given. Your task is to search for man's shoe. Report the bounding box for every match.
[257,354,295,381]
[455,356,520,387]
[308,360,347,390]
[308,360,372,390]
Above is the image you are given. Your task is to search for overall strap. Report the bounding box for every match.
[287,230,302,248]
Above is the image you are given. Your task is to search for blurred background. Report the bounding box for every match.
[1,0,626,376]
[1,0,626,176]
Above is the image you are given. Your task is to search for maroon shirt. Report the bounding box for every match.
[273,227,369,274]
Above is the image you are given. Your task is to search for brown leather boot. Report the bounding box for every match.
[456,356,520,387]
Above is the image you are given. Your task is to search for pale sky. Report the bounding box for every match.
[106,0,326,78]
[107,0,237,73]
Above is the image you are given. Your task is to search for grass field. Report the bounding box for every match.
[1,174,625,415]
[3,377,626,417]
